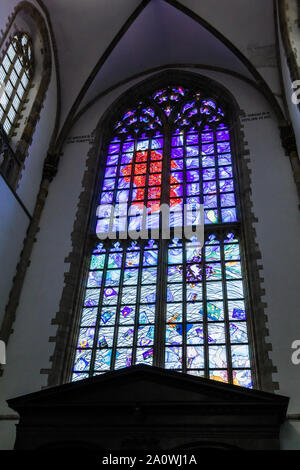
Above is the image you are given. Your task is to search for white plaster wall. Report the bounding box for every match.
[0,178,29,326]
[1,69,300,449]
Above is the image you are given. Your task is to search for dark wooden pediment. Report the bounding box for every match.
[8,365,289,450]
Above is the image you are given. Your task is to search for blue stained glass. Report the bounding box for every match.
[204,195,217,209]
[87,271,103,287]
[201,132,213,142]
[166,303,182,323]
[228,300,246,320]
[230,322,248,343]
[171,147,184,159]
[217,130,229,141]
[171,171,184,183]
[90,254,105,270]
[136,347,154,365]
[186,283,202,302]
[202,156,215,168]
[186,133,199,145]
[118,178,130,190]
[165,346,182,369]
[224,244,240,260]
[209,345,227,368]
[122,141,135,152]
[172,135,184,147]
[103,178,116,191]
[218,153,232,165]
[84,289,100,307]
[125,250,140,267]
[107,154,119,166]
[168,248,183,264]
[115,349,133,369]
[108,252,123,269]
[205,245,221,261]
[187,303,203,322]
[219,166,233,179]
[203,168,216,180]
[187,183,200,196]
[74,350,92,372]
[95,349,112,370]
[81,307,98,326]
[100,308,116,326]
[186,146,199,157]
[217,142,230,153]
[231,345,250,368]
[203,181,217,194]
[137,140,149,150]
[222,208,237,223]
[205,210,218,224]
[187,346,204,368]
[78,327,95,349]
[151,138,163,149]
[108,143,120,154]
[168,265,183,283]
[220,193,235,207]
[100,192,114,204]
[186,158,199,169]
[233,369,252,388]
[186,170,199,182]
[219,179,234,193]
[104,166,117,178]
[226,280,244,299]
[202,144,214,155]
[121,153,133,164]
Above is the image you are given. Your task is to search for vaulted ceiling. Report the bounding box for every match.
[0,0,281,141]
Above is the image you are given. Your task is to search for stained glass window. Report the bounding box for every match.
[72,85,253,389]
[0,33,33,136]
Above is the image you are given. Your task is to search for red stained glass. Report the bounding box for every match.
[134,175,146,186]
[151,150,163,161]
[148,187,161,200]
[149,174,161,186]
[136,151,148,162]
[121,166,131,179]
[135,163,147,175]
[170,175,180,185]
[135,188,145,201]
[150,161,162,173]
[171,160,180,169]
[147,201,160,213]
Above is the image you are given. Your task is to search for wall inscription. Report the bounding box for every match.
[241,112,271,123]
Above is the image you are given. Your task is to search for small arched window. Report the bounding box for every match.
[71,84,254,389]
[0,32,33,136]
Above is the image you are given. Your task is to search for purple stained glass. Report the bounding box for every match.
[172,135,183,147]
[202,144,214,155]
[108,143,120,154]
[186,146,199,157]
[216,130,229,141]
[186,133,199,145]
[122,141,135,153]
[222,208,237,223]
[219,179,234,193]
[217,142,230,153]
[107,154,119,166]
[187,183,200,196]
[219,166,233,179]
[203,168,216,180]
[220,193,235,207]
[201,131,214,142]
[100,192,114,204]
[218,153,232,165]
[104,166,117,178]
[203,181,217,194]
[171,147,184,159]
[186,170,200,182]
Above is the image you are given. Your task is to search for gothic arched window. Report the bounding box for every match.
[0,32,33,136]
[72,84,253,389]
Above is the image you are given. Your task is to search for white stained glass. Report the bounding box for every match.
[7,44,16,61]
[3,118,11,134]
[15,58,22,76]
[10,70,18,86]
[21,73,29,89]
[2,55,11,72]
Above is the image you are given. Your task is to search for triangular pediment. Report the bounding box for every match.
[8,365,288,417]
